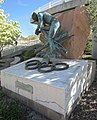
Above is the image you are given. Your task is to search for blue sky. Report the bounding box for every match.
[1,0,52,36]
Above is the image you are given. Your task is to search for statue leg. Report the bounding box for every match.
[48,20,60,39]
[48,20,60,52]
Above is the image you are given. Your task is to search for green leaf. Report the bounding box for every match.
[0,8,21,51]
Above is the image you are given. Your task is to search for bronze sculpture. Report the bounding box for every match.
[31,12,69,62]
[25,12,70,73]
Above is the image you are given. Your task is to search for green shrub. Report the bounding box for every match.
[84,40,92,55]
[0,91,21,120]
[22,49,36,60]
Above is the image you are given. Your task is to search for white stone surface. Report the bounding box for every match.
[10,57,21,65]
[1,58,96,117]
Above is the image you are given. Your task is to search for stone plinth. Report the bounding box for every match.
[1,58,96,120]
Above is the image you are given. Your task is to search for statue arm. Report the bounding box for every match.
[37,12,44,30]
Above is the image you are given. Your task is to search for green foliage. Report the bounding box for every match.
[22,49,36,60]
[82,55,92,60]
[0,0,4,4]
[0,91,21,120]
[87,0,97,35]
[0,100,20,120]
[84,40,92,55]
[0,5,21,52]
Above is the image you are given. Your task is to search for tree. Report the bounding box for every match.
[87,0,97,58]
[0,0,4,4]
[0,2,21,58]
[87,0,97,35]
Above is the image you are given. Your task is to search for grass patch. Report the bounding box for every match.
[0,90,29,120]
[82,55,92,60]
[21,49,36,60]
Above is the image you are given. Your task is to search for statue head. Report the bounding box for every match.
[31,12,38,23]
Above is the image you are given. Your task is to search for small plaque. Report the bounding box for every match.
[15,81,33,93]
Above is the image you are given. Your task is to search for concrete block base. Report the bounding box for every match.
[1,58,96,120]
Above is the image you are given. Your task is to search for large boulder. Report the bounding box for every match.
[39,6,90,59]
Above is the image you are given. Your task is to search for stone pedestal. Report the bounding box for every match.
[1,58,96,120]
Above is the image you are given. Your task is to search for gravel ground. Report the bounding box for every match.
[69,64,97,120]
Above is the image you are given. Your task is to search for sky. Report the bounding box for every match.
[1,0,52,36]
